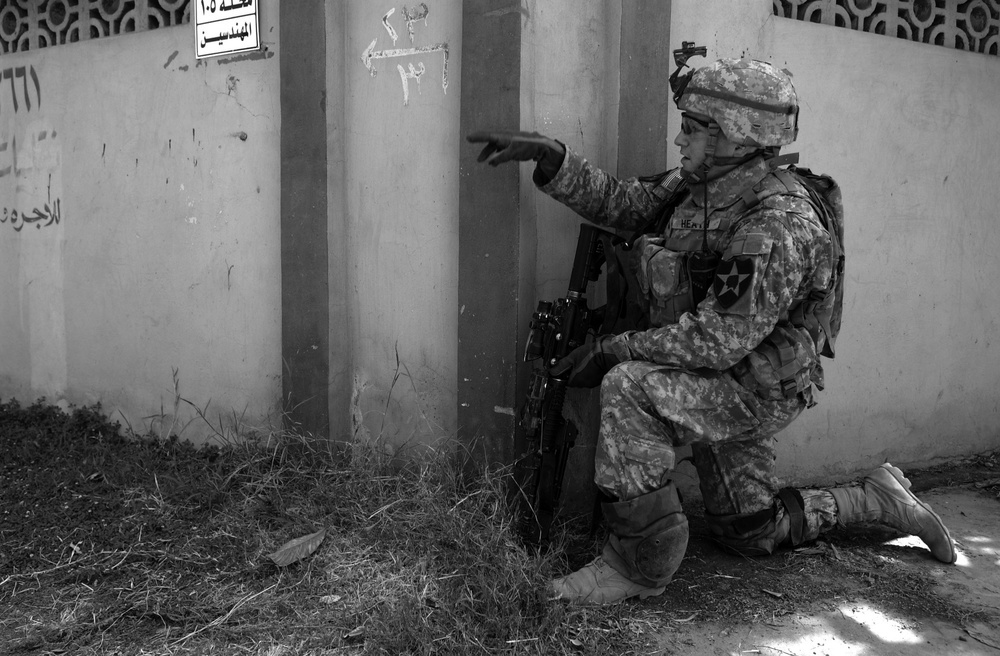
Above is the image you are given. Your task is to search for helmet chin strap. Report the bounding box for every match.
[679,123,763,255]
[698,124,721,253]
[684,154,720,309]
[711,151,763,168]
[681,151,764,185]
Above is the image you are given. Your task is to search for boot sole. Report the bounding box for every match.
[877,463,957,564]
[552,557,668,605]
[553,585,666,605]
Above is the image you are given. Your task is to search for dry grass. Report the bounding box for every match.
[0,399,666,655]
[5,399,990,654]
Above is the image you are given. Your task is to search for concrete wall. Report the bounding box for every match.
[517,2,639,505]
[330,0,1000,491]
[0,1,465,453]
[665,1,1000,482]
[514,0,999,494]
[1,0,995,489]
[335,1,462,451]
[0,6,282,439]
[522,2,623,302]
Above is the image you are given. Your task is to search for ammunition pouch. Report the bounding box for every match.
[629,236,698,328]
[686,249,721,308]
[732,323,817,405]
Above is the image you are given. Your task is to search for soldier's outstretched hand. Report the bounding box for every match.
[466,131,566,174]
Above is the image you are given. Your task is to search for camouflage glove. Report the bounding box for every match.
[550,336,621,389]
[466,130,566,182]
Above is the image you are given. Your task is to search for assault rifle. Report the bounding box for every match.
[519,223,628,546]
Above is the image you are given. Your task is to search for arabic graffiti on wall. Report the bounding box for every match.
[1,173,61,231]
[1,65,41,114]
[0,65,62,233]
[361,3,449,106]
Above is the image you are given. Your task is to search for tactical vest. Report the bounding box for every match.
[627,166,843,404]
[629,176,752,328]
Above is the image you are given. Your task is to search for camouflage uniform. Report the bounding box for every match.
[507,57,955,604]
[540,147,839,553]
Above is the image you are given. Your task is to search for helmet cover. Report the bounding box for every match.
[677,58,799,147]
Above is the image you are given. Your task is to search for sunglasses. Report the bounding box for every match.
[680,113,712,135]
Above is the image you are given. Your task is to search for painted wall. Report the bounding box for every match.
[2,0,995,490]
[522,2,623,302]
[333,1,462,451]
[778,12,1000,481]
[0,1,463,454]
[0,6,283,440]
[665,0,1000,483]
[521,0,1000,485]
[516,2,625,503]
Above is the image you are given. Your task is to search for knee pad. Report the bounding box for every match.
[633,512,689,584]
[603,483,690,586]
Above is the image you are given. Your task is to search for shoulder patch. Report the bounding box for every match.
[713,257,755,309]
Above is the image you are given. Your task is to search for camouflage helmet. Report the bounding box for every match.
[677,58,799,147]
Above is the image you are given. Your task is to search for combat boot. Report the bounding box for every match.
[552,482,688,604]
[829,462,956,563]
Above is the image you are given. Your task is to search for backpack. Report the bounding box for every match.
[772,165,845,359]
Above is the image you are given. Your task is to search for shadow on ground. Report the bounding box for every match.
[643,469,1000,655]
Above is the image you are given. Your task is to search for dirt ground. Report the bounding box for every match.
[3,400,1000,655]
[645,462,1000,655]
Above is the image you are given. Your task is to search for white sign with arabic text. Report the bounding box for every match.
[195,0,260,59]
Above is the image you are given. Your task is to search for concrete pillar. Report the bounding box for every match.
[457,1,529,468]
[280,0,330,438]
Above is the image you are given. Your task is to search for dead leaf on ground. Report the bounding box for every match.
[267,527,327,567]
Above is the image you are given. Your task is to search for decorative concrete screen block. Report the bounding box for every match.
[0,0,191,54]
[774,0,1000,55]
